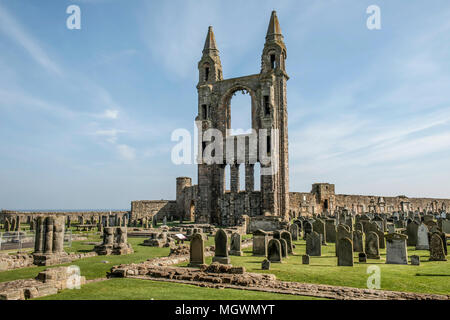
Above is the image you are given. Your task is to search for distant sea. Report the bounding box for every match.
[2,209,129,212]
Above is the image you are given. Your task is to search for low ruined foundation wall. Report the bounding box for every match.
[0,251,98,271]
[0,266,87,300]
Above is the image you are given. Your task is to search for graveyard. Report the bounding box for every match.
[0,213,449,300]
[0,4,449,307]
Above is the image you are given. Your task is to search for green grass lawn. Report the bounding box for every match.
[0,237,170,282]
[2,230,450,299]
[175,239,450,295]
[35,278,322,300]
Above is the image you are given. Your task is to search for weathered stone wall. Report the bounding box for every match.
[0,252,97,271]
[0,210,129,225]
[0,266,88,300]
[130,200,177,222]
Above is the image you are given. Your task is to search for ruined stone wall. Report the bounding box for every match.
[288,192,317,217]
[218,191,262,227]
[130,200,177,222]
[0,210,129,224]
[334,194,450,214]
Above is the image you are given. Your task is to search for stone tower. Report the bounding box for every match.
[195,11,289,225]
[176,177,192,220]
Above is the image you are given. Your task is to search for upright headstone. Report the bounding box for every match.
[306,231,321,256]
[267,239,282,263]
[416,223,429,250]
[406,220,419,246]
[289,224,299,241]
[313,219,327,245]
[355,222,364,233]
[188,233,205,267]
[429,232,447,261]
[212,229,230,264]
[261,259,270,270]
[336,224,351,257]
[279,238,288,258]
[325,219,336,243]
[229,232,243,256]
[279,230,293,254]
[353,230,364,252]
[303,221,313,240]
[387,224,395,234]
[302,254,310,265]
[358,252,367,263]
[337,237,354,266]
[410,255,420,265]
[252,229,268,256]
[385,233,408,265]
[365,231,380,259]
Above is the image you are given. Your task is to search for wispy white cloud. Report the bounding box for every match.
[117,144,136,160]
[0,4,62,76]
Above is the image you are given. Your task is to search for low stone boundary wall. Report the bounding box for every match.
[0,266,87,300]
[110,263,449,300]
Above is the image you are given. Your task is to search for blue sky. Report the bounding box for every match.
[0,0,449,210]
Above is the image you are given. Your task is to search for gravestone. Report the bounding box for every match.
[440,232,448,255]
[212,229,231,264]
[337,237,353,266]
[279,238,288,258]
[406,220,419,246]
[355,222,364,233]
[252,229,268,256]
[279,230,293,254]
[336,224,352,257]
[387,224,395,234]
[267,239,282,263]
[306,231,321,256]
[365,231,380,259]
[229,232,243,256]
[325,219,336,243]
[358,252,367,263]
[385,233,408,265]
[302,254,310,265]
[261,259,270,270]
[188,233,205,267]
[429,232,447,261]
[353,230,364,252]
[313,219,327,245]
[373,216,384,232]
[416,223,429,250]
[303,221,313,240]
[375,229,386,249]
[289,224,299,241]
[410,255,420,266]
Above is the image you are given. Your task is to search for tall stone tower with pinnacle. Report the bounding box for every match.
[195,11,289,226]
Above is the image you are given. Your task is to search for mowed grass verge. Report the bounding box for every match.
[176,238,450,295]
[35,278,323,300]
[0,237,170,282]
